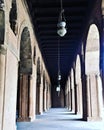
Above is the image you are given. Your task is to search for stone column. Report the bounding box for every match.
[46,85,49,110]
[71,86,75,112]
[70,75,72,111]
[67,91,69,109]
[96,75,103,118]
[71,81,75,112]
[68,77,71,110]
[47,85,50,110]
[36,85,40,114]
[75,81,82,115]
[68,91,71,110]
[0,2,6,128]
[78,79,83,115]
[86,74,102,121]
[65,85,68,108]
[74,84,78,114]
[42,79,46,111]
[29,72,36,120]
[48,85,51,109]
[39,83,43,114]
[44,88,47,111]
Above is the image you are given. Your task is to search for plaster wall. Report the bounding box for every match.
[0,54,5,130]
[2,48,18,130]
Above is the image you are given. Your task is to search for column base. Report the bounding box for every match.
[83,116,102,121]
[16,117,31,122]
[75,111,81,115]
[87,116,102,121]
[39,111,43,115]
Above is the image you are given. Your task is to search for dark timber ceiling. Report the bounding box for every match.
[26,0,96,88]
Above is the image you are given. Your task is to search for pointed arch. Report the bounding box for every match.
[85,24,103,121]
[16,27,32,121]
[85,24,100,74]
[19,27,32,74]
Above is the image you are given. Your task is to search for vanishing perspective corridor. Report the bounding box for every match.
[1,0,104,130]
[17,108,104,130]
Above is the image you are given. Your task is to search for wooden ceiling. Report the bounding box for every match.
[26,0,96,87]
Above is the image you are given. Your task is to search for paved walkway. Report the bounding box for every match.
[17,108,104,130]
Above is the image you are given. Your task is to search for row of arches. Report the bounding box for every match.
[0,0,104,130]
[65,24,104,121]
[16,27,51,121]
[0,1,51,130]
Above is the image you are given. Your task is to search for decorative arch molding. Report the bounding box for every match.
[9,0,17,35]
[19,27,32,74]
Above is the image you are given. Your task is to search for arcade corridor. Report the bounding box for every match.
[17,108,104,130]
[0,0,104,130]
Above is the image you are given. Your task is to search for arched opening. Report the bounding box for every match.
[85,24,103,120]
[9,0,17,35]
[16,27,32,121]
[75,55,83,115]
[36,57,41,114]
[85,24,100,74]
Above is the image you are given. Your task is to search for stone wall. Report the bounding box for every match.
[0,0,51,130]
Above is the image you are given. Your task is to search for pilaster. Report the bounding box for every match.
[39,83,43,114]
[0,45,6,130]
[85,74,102,121]
[75,80,82,115]
[44,88,47,111]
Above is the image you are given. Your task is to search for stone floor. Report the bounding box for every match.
[17,108,104,130]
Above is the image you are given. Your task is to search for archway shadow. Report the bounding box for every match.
[53,118,83,121]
